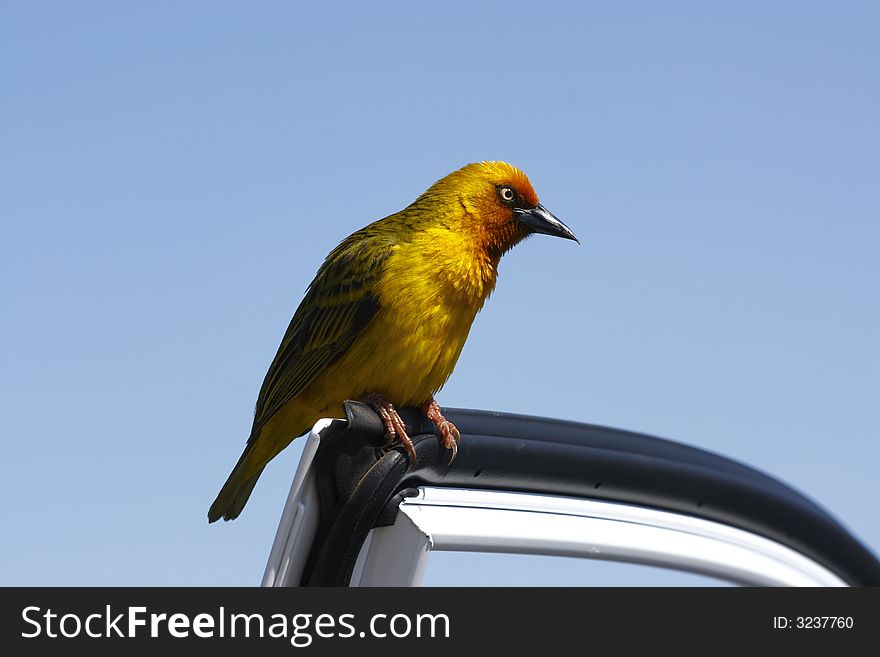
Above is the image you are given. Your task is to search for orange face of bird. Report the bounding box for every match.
[424,161,578,256]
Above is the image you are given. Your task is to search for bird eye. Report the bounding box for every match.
[498,185,516,206]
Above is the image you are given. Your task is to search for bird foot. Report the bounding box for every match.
[363,392,416,462]
[423,398,461,464]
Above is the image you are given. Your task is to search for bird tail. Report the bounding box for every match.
[209,402,311,522]
[208,442,269,523]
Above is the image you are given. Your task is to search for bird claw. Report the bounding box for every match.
[423,398,461,464]
[363,394,460,465]
[364,393,417,462]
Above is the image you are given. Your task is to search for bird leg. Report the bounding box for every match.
[422,397,461,464]
[363,392,416,462]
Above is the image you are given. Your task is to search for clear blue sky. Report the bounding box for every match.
[2,1,877,586]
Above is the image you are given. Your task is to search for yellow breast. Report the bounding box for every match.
[304,225,498,411]
[374,225,499,401]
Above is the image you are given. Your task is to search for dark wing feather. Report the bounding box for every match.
[250,231,395,436]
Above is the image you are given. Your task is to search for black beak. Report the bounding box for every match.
[514,204,579,243]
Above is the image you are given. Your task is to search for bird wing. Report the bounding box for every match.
[250,234,395,435]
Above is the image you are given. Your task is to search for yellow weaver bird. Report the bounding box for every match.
[209,161,577,522]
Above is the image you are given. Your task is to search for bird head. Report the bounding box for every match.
[416,161,578,257]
